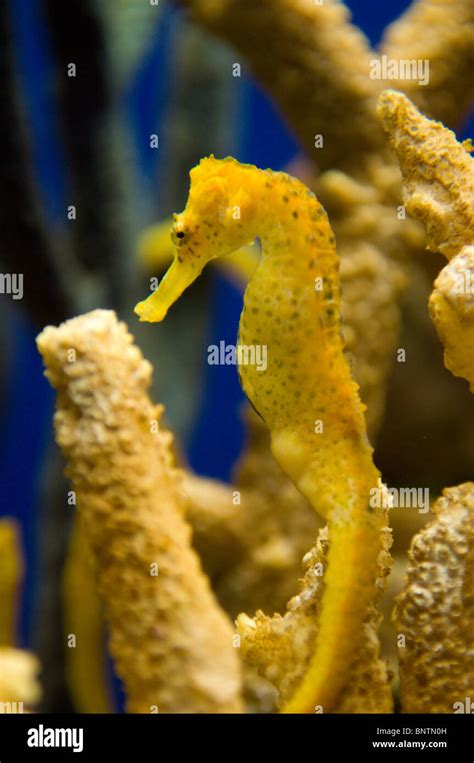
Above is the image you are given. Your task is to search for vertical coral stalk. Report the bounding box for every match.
[37,310,242,713]
[394,484,474,713]
[377,89,474,390]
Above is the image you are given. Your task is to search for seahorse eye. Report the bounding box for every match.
[176,231,185,239]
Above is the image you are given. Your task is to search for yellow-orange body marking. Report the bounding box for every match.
[135,157,385,712]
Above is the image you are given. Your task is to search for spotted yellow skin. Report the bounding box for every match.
[137,218,258,284]
[135,156,385,713]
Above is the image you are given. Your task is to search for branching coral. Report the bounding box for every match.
[134,3,474,627]
[180,0,474,168]
[380,0,474,128]
[33,77,473,716]
[37,310,243,713]
[377,90,474,713]
[39,298,391,713]
[180,0,384,173]
[378,89,474,392]
[377,89,473,261]
[238,515,393,713]
[393,484,474,713]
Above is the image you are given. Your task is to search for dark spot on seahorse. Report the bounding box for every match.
[292,211,299,219]
[283,196,289,203]
[309,260,316,268]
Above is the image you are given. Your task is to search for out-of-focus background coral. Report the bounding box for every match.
[0,0,472,712]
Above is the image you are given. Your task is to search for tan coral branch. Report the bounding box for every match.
[179,0,385,172]
[381,0,474,128]
[394,483,474,713]
[377,89,474,260]
[377,89,474,389]
[37,309,243,714]
[237,507,393,713]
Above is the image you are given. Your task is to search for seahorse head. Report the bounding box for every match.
[135,156,255,322]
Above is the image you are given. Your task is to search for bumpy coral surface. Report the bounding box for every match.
[394,484,474,713]
[378,90,474,392]
[378,89,474,260]
[238,510,393,713]
[37,310,243,713]
[380,0,474,127]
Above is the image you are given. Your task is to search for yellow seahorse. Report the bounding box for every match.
[135,156,386,713]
